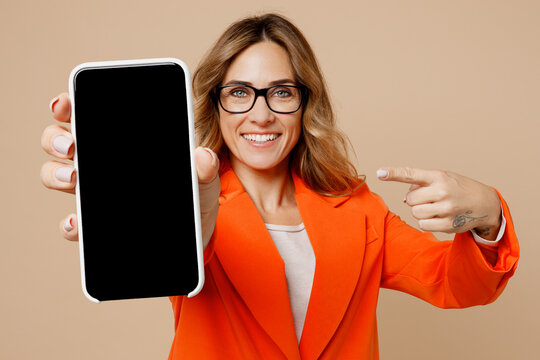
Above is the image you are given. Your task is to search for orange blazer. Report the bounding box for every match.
[168,167,519,359]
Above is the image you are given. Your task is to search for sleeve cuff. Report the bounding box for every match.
[470,204,506,246]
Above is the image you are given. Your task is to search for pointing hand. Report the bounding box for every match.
[376,167,501,238]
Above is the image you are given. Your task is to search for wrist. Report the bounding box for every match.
[473,210,502,242]
[472,188,502,239]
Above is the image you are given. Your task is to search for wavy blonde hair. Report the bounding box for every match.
[193,13,364,196]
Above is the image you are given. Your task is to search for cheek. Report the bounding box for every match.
[287,116,302,142]
[218,114,237,142]
[218,115,246,158]
[289,116,304,154]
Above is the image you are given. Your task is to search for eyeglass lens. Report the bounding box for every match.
[219,85,301,113]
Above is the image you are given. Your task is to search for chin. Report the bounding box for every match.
[235,154,289,172]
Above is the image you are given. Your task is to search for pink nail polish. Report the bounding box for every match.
[49,96,59,113]
[64,216,73,232]
[55,166,75,182]
[376,169,388,179]
[203,147,218,166]
[53,136,73,155]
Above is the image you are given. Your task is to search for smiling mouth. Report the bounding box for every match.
[241,133,281,143]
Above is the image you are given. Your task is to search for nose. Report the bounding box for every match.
[247,95,275,126]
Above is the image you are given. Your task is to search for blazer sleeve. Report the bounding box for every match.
[379,187,520,308]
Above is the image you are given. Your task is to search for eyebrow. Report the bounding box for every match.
[223,78,296,86]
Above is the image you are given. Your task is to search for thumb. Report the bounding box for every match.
[194,147,219,184]
[403,183,421,203]
[408,184,421,191]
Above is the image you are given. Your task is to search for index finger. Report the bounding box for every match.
[49,92,71,123]
[377,166,435,186]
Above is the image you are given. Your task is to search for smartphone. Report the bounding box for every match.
[68,58,204,302]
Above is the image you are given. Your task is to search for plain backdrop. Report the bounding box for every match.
[1,0,538,359]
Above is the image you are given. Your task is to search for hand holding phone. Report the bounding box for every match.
[42,95,220,244]
[65,58,205,302]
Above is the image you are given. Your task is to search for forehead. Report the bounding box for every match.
[223,41,295,86]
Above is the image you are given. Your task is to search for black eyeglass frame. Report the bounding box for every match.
[214,84,307,114]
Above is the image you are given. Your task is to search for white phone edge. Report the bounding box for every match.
[68,57,205,303]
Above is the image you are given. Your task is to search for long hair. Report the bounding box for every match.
[193,13,365,196]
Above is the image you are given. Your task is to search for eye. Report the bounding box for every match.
[230,87,249,97]
[271,87,293,98]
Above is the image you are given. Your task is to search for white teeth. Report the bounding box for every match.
[242,134,279,142]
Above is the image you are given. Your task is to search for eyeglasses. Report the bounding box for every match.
[215,84,305,114]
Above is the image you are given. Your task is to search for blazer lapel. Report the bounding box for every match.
[293,174,366,359]
[214,169,301,359]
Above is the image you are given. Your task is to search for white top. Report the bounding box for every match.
[265,223,315,344]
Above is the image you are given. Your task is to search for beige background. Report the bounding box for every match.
[1,0,538,358]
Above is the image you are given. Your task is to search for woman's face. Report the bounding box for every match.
[218,41,302,173]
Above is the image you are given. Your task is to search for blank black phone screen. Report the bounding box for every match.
[72,62,199,301]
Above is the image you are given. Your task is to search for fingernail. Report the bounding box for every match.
[53,136,73,155]
[55,166,75,182]
[203,147,218,167]
[49,96,59,113]
[403,195,407,203]
[63,216,73,232]
[377,169,388,179]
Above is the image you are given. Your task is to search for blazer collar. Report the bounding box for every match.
[214,167,366,359]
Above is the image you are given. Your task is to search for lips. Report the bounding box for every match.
[241,133,281,143]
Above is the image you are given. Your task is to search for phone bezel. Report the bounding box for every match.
[68,58,204,303]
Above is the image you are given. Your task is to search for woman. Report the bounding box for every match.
[41,13,519,360]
